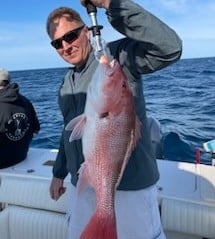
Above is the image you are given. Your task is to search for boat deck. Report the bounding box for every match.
[0,148,215,239]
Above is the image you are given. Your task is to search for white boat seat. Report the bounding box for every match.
[0,176,68,213]
[161,197,215,239]
[0,205,68,239]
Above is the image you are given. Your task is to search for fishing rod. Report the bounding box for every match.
[85,1,106,57]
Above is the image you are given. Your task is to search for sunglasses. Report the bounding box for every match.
[51,25,85,50]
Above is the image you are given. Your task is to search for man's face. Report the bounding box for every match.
[50,16,91,67]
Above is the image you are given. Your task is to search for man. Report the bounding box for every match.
[46,0,182,238]
[0,68,40,168]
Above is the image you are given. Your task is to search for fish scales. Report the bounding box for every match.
[66,55,141,239]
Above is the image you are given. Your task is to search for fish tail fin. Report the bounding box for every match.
[80,209,117,239]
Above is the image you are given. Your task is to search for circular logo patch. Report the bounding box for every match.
[5,113,30,141]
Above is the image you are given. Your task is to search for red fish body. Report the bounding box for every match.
[66,56,141,239]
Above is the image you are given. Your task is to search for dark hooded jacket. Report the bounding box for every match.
[0,83,40,168]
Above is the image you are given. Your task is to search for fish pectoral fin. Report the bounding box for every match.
[65,114,87,141]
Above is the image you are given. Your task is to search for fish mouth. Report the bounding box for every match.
[110,59,116,68]
[100,56,118,68]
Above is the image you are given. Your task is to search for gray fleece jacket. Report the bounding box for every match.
[53,0,182,190]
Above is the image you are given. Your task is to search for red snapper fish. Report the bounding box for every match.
[66,55,141,239]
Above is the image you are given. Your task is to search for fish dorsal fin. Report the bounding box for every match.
[65,114,87,141]
[132,116,142,151]
[116,116,142,188]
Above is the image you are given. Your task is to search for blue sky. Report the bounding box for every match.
[0,0,214,71]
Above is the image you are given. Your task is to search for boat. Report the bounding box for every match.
[0,146,215,239]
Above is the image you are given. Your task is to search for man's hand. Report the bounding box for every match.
[80,0,111,9]
[49,177,66,201]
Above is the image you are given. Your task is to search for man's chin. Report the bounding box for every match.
[65,56,80,66]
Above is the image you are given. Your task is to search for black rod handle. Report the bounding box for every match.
[85,1,97,14]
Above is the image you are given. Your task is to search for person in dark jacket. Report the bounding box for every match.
[0,68,40,168]
[46,0,182,238]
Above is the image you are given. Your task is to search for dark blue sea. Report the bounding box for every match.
[10,57,215,165]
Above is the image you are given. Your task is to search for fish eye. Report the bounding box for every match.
[99,112,109,118]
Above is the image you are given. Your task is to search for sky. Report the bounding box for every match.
[0,0,214,71]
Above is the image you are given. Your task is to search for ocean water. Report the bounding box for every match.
[11,57,215,164]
